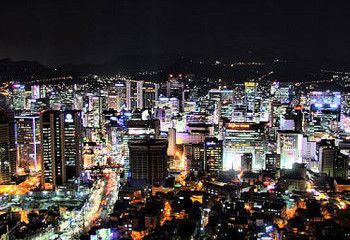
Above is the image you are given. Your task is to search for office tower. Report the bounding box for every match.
[31,85,40,99]
[40,110,82,189]
[111,80,128,111]
[204,137,223,175]
[259,99,271,123]
[208,89,234,121]
[15,114,41,173]
[183,101,197,114]
[0,110,16,184]
[183,143,205,173]
[11,83,27,111]
[155,97,179,132]
[307,91,341,140]
[244,82,259,122]
[265,153,280,171]
[123,118,161,178]
[279,117,295,131]
[128,139,168,184]
[334,153,348,178]
[277,130,303,169]
[317,140,347,178]
[185,112,214,135]
[126,80,143,110]
[223,122,265,171]
[271,82,294,104]
[241,153,253,172]
[291,105,304,132]
[142,81,159,109]
[165,77,184,112]
[73,93,84,110]
[167,128,176,157]
[87,95,107,128]
[301,137,317,171]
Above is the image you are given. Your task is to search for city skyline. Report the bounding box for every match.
[2,1,350,240]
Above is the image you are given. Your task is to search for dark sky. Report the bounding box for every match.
[0,0,349,66]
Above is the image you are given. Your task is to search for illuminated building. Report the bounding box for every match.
[204,137,223,175]
[11,84,27,110]
[126,80,143,110]
[0,110,16,184]
[271,82,294,104]
[183,143,204,173]
[128,138,168,185]
[155,97,179,132]
[223,122,265,171]
[307,91,341,139]
[302,137,317,171]
[142,81,159,109]
[86,95,107,128]
[244,82,259,122]
[40,110,82,188]
[279,117,295,131]
[183,101,197,114]
[29,98,49,113]
[265,153,280,171]
[241,153,253,172]
[318,140,348,178]
[164,76,184,111]
[111,80,128,110]
[15,115,41,173]
[167,128,176,157]
[208,89,234,120]
[31,85,40,99]
[73,93,84,110]
[259,99,271,123]
[123,119,160,178]
[277,130,303,169]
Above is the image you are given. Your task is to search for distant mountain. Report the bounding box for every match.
[1,55,348,84]
[0,58,53,82]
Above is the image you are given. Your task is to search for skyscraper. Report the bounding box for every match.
[128,138,168,185]
[204,137,223,175]
[0,110,16,184]
[15,114,41,173]
[277,130,303,169]
[40,110,82,189]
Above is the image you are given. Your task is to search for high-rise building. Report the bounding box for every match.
[244,82,259,122]
[128,138,168,185]
[15,114,41,173]
[123,118,161,178]
[165,77,184,111]
[307,91,341,140]
[277,130,303,169]
[11,84,27,110]
[265,153,280,171]
[271,82,294,104]
[40,110,82,189]
[167,128,176,157]
[142,81,159,109]
[223,122,265,171]
[0,110,16,184]
[241,153,253,172]
[183,143,205,173]
[317,140,348,178]
[204,137,223,175]
[126,80,143,110]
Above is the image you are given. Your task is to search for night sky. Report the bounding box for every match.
[1,0,349,66]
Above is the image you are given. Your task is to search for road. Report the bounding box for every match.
[32,172,120,240]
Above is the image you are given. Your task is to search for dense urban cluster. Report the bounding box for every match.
[1,71,350,240]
